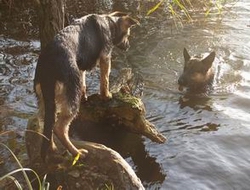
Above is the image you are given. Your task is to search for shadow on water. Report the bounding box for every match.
[72,119,166,187]
[178,93,212,111]
[177,93,220,132]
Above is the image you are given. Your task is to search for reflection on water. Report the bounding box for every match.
[1,0,250,189]
[72,120,166,188]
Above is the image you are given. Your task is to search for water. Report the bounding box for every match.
[1,0,250,189]
[127,1,250,189]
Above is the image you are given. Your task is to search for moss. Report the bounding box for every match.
[113,92,145,111]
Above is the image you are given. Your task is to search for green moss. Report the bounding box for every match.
[114,92,143,110]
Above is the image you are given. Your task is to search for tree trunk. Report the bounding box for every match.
[35,0,65,50]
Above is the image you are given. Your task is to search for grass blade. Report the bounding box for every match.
[4,175,23,190]
[0,143,42,190]
[0,168,43,190]
[42,174,50,190]
[147,0,165,15]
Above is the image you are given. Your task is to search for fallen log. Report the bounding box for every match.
[79,92,166,144]
[79,68,166,144]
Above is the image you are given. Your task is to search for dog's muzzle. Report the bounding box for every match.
[178,77,186,91]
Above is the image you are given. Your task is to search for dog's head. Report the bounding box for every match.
[108,12,139,51]
[178,48,216,92]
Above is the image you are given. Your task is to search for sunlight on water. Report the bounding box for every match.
[1,0,250,189]
[128,0,250,189]
[214,103,250,124]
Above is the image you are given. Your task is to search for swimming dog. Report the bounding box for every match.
[178,48,216,92]
[34,12,139,161]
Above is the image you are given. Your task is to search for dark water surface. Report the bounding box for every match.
[1,0,250,189]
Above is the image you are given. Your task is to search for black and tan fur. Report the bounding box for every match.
[178,48,216,92]
[34,12,139,160]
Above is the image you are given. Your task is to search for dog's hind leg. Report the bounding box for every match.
[53,110,88,158]
[35,84,45,129]
[35,83,58,160]
[53,80,88,158]
[53,72,88,158]
[99,55,112,100]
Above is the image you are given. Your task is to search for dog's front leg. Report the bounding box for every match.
[81,70,87,101]
[99,54,112,100]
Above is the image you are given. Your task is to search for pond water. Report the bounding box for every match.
[1,0,250,189]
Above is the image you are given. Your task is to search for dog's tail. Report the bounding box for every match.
[40,82,56,161]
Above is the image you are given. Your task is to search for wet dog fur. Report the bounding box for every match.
[178,48,216,92]
[34,12,139,161]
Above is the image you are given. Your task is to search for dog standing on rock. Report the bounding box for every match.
[34,12,139,161]
[178,48,216,93]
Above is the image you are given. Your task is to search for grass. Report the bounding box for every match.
[0,128,83,190]
[0,142,49,190]
[144,0,233,29]
[147,0,226,20]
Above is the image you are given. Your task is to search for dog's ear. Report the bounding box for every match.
[202,51,215,70]
[183,48,190,62]
[109,11,129,17]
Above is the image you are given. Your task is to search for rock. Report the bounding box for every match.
[26,116,145,190]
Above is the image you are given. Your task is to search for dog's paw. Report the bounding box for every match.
[101,92,112,100]
[81,95,88,103]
